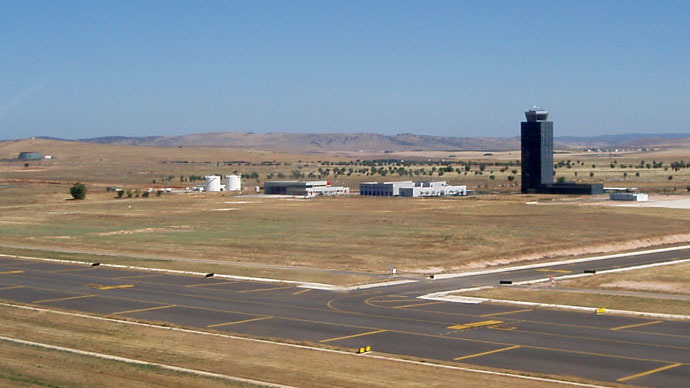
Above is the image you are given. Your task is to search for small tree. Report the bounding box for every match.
[70,183,87,200]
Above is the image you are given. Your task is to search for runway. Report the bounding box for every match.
[1,247,689,387]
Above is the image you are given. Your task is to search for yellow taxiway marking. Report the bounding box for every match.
[0,285,23,291]
[292,288,312,295]
[0,270,24,275]
[481,308,533,318]
[238,285,294,294]
[448,320,503,330]
[207,316,273,328]
[454,345,522,361]
[320,329,387,343]
[185,281,235,288]
[617,363,683,382]
[113,304,175,315]
[536,268,572,274]
[33,294,93,304]
[98,284,134,290]
[393,301,443,309]
[611,320,663,331]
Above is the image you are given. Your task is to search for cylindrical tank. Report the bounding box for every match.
[204,176,221,192]
[225,175,241,191]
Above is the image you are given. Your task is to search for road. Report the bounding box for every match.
[1,247,689,387]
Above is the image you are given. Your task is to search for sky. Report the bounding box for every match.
[1,0,689,140]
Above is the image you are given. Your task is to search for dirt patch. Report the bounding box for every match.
[447,233,690,272]
[598,280,687,293]
[97,226,192,236]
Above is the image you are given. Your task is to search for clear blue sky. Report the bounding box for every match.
[1,0,689,140]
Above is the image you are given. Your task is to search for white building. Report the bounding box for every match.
[399,181,467,197]
[359,181,414,197]
[264,181,349,197]
[360,181,466,197]
[610,192,648,201]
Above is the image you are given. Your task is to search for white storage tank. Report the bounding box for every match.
[204,176,221,192]
[225,175,241,191]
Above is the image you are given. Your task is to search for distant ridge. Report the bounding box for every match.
[17,131,690,152]
[76,132,522,152]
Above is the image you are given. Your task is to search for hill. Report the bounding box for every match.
[17,131,690,152]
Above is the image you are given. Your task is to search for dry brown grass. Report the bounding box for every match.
[460,262,690,315]
[461,287,690,316]
[3,139,690,284]
[0,304,576,388]
[4,138,690,193]
[558,262,690,295]
[2,184,690,284]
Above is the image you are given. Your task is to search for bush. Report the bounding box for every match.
[70,183,87,200]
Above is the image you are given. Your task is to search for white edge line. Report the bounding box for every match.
[4,242,690,291]
[0,302,609,388]
[0,334,293,388]
[0,253,417,291]
[432,244,690,280]
[421,258,690,321]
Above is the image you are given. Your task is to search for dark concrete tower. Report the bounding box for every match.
[521,107,553,193]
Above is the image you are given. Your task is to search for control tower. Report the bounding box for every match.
[521,106,553,193]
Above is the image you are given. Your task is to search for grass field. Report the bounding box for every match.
[2,184,690,284]
[459,262,690,315]
[0,304,582,388]
[3,139,690,284]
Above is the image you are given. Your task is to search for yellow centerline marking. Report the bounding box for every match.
[0,270,24,275]
[33,294,93,304]
[0,285,23,291]
[454,345,522,361]
[185,281,235,288]
[393,301,443,309]
[617,363,683,382]
[113,304,175,315]
[320,329,387,343]
[481,308,533,318]
[448,320,503,330]
[238,285,294,293]
[536,268,572,274]
[611,320,663,331]
[206,316,273,328]
[98,284,134,290]
[292,288,312,295]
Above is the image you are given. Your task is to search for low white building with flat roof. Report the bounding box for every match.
[264,180,349,198]
[399,181,466,197]
[359,181,414,197]
[360,181,466,197]
[610,192,648,201]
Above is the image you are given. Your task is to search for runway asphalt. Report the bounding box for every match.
[1,247,689,387]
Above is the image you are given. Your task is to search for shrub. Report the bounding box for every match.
[70,183,87,200]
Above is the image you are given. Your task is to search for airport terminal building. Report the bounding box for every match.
[264,180,349,198]
[360,181,466,197]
